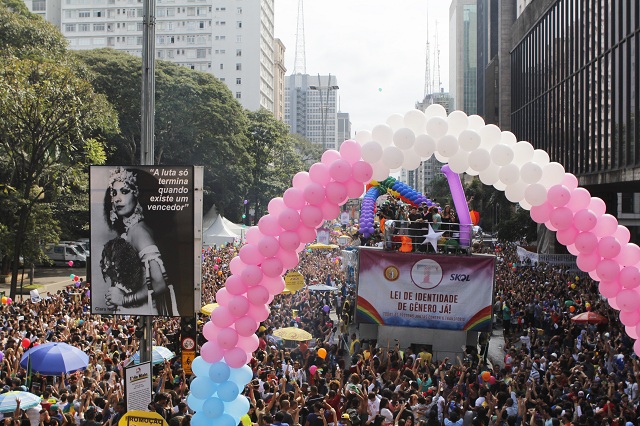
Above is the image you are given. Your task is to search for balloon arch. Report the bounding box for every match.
[188,104,640,426]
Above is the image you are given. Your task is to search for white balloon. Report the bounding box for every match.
[354,130,372,145]
[426,117,448,139]
[490,144,514,166]
[401,149,422,170]
[468,148,492,172]
[436,135,459,158]
[512,141,535,166]
[520,162,543,184]
[499,163,521,186]
[505,180,527,203]
[459,129,482,152]
[434,151,449,163]
[479,165,501,185]
[371,161,390,181]
[361,141,384,164]
[448,151,469,174]
[532,149,550,165]
[493,180,507,191]
[393,128,416,150]
[413,134,436,159]
[519,199,533,210]
[372,124,394,147]
[404,110,427,135]
[447,110,469,136]
[479,124,502,150]
[500,131,518,146]
[468,115,485,130]
[539,162,566,188]
[465,167,480,176]
[425,103,447,118]
[524,183,548,206]
[385,114,405,131]
[382,146,404,169]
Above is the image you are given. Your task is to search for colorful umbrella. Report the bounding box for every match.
[20,342,88,375]
[0,391,41,413]
[200,303,219,315]
[307,243,339,250]
[272,327,312,342]
[570,311,608,324]
[131,346,176,365]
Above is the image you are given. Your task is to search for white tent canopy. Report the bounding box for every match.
[202,206,244,247]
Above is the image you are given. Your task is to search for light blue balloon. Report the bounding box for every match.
[186,394,204,412]
[209,361,231,383]
[202,396,224,419]
[190,412,210,426]
[191,356,211,378]
[216,381,239,402]
[217,414,236,426]
[190,377,218,400]
[228,364,253,386]
[224,395,250,418]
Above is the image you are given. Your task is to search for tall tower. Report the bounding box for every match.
[293,0,306,74]
[423,8,432,98]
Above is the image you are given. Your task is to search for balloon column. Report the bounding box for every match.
[189,141,372,426]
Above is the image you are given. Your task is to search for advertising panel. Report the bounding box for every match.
[357,248,495,331]
[124,362,152,413]
[90,166,195,316]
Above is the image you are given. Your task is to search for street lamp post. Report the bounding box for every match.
[309,74,339,152]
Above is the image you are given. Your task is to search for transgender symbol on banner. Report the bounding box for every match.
[188,105,640,426]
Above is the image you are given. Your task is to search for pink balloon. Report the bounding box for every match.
[616,244,640,267]
[234,316,258,337]
[261,276,286,294]
[576,251,601,272]
[245,227,264,245]
[575,232,598,254]
[566,188,591,211]
[321,150,341,165]
[618,289,640,312]
[309,163,331,186]
[277,248,299,269]
[303,183,326,205]
[261,257,284,278]
[283,188,306,210]
[530,202,554,224]
[599,280,622,298]
[257,236,280,258]
[258,214,283,237]
[561,173,579,190]
[620,266,640,289]
[201,341,225,363]
[211,305,235,328]
[573,209,597,232]
[296,242,306,252]
[614,226,631,245]
[217,327,239,349]
[267,197,286,216]
[224,347,248,368]
[556,227,579,246]
[239,265,263,287]
[345,179,365,199]
[292,171,312,189]
[549,207,573,230]
[339,139,362,164]
[239,244,264,266]
[248,303,270,322]
[203,321,221,341]
[620,310,640,327]
[309,365,318,375]
[247,285,270,305]
[279,231,301,251]
[228,295,250,317]
[545,220,558,232]
[300,205,324,228]
[598,236,622,259]
[567,244,580,256]
[594,214,618,238]
[488,376,496,385]
[634,338,640,355]
[237,334,259,353]
[595,259,620,282]
[626,326,639,339]
[215,288,231,306]
[229,256,246,275]
[321,201,341,221]
[225,275,249,295]
[588,269,601,281]
[329,159,352,183]
[325,182,348,205]
[589,197,607,216]
[547,185,571,207]
[351,161,374,183]
[278,208,301,231]
[608,296,621,310]
[297,225,317,243]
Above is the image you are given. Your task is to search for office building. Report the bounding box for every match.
[337,112,351,146]
[273,38,286,121]
[449,0,478,115]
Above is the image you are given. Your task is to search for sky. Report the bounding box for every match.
[274,0,452,134]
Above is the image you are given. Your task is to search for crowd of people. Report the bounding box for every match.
[0,220,638,426]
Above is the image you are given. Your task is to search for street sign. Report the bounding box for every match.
[182,350,195,375]
[119,410,168,426]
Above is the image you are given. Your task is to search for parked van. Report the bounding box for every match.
[59,240,90,258]
[43,243,87,267]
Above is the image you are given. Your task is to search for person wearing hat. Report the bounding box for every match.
[338,413,351,426]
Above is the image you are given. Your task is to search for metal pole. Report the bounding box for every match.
[139,0,156,364]
[317,74,325,152]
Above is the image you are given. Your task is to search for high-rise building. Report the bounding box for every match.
[449,0,478,115]
[24,0,276,112]
[337,112,351,146]
[284,73,340,151]
[273,38,286,121]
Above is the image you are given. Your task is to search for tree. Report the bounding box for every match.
[495,206,537,243]
[0,57,117,298]
[290,133,322,168]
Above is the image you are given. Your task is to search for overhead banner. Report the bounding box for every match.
[356,248,495,331]
[90,166,196,317]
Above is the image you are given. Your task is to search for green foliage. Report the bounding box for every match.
[290,133,322,168]
[495,207,537,244]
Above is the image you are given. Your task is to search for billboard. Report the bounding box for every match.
[90,166,195,316]
[357,248,495,331]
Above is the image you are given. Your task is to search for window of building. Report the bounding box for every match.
[93,37,105,45]
[236,21,242,28]
[219,63,223,69]
[93,23,105,31]
[137,22,143,31]
[78,23,91,31]
[65,24,76,32]
[157,36,165,44]
[167,7,175,15]
[236,6,241,14]
[236,78,241,84]
[136,36,142,45]
[126,8,136,17]
[198,21,205,29]
[197,49,206,58]
[196,6,207,15]
[622,193,635,214]
[187,7,195,15]
[93,9,102,17]
[236,35,241,42]
[187,35,195,44]
[235,63,241,70]
[236,49,241,56]
[32,0,46,11]
[78,10,90,17]
[235,92,241,99]
[64,10,73,18]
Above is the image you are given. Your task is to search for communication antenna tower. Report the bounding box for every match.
[434,20,442,92]
[293,0,306,74]
[423,7,432,98]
